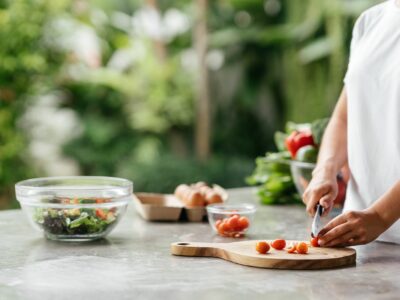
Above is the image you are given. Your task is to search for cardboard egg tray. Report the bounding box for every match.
[133,186,227,222]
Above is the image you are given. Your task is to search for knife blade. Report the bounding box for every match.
[311,204,324,238]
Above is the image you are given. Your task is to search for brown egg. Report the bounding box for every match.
[194,181,208,188]
[174,184,189,198]
[186,190,206,207]
[205,191,223,205]
[199,186,213,196]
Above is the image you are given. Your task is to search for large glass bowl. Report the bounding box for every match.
[15,176,133,242]
[290,160,316,197]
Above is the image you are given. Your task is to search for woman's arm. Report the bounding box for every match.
[303,88,348,216]
[319,181,400,247]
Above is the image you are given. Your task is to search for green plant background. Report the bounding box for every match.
[0,0,381,209]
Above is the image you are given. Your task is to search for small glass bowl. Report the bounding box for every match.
[15,176,133,242]
[206,203,256,238]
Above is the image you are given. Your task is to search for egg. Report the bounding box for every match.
[186,190,206,207]
[205,191,223,205]
[194,181,207,188]
[174,184,190,198]
[199,186,213,196]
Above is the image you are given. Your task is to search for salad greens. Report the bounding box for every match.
[247,151,300,205]
[247,118,329,205]
[34,197,118,236]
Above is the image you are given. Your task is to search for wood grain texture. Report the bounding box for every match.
[171,240,356,270]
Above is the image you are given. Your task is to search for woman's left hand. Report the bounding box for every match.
[318,209,388,247]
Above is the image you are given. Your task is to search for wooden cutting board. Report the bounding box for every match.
[171,240,356,270]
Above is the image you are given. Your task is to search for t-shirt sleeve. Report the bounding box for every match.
[344,14,366,84]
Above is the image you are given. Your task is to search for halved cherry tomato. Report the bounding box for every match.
[256,241,270,254]
[96,209,107,220]
[310,237,320,247]
[271,239,286,250]
[287,243,297,254]
[296,242,308,254]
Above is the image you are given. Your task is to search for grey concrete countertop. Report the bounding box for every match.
[0,187,399,300]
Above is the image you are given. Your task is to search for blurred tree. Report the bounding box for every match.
[209,0,381,142]
[0,0,69,208]
[0,0,383,208]
[194,0,211,161]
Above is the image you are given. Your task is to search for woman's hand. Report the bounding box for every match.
[318,209,388,247]
[302,166,338,216]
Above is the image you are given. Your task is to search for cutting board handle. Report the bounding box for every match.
[171,242,223,257]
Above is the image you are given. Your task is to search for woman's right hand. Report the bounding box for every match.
[302,166,338,217]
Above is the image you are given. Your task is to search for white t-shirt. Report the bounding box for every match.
[344,0,400,244]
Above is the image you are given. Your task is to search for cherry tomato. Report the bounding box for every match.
[271,239,286,250]
[238,216,249,230]
[310,237,320,247]
[217,223,226,235]
[227,215,239,230]
[222,221,232,232]
[256,241,270,254]
[215,219,222,229]
[296,242,308,254]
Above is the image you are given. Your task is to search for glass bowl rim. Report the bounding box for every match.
[206,203,256,214]
[16,176,132,191]
[15,176,133,207]
[289,160,316,169]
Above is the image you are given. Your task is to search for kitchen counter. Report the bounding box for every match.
[0,187,399,300]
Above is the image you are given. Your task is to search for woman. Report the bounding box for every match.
[303,0,400,246]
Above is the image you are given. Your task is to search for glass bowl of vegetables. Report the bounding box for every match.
[15,176,133,242]
[206,203,256,238]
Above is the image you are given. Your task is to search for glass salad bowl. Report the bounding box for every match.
[15,176,133,242]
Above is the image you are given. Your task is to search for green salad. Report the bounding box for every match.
[34,197,118,236]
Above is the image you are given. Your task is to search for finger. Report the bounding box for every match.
[319,194,334,216]
[319,222,353,246]
[323,231,357,247]
[318,214,348,237]
[306,187,328,216]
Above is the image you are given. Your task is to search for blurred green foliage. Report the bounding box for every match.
[0,0,381,209]
[0,0,68,208]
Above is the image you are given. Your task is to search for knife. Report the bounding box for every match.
[311,204,324,238]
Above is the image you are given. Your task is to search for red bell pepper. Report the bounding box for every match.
[285,130,315,158]
[334,177,347,205]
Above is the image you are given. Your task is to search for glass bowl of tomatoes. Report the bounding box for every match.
[206,203,256,238]
[15,176,133,242]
